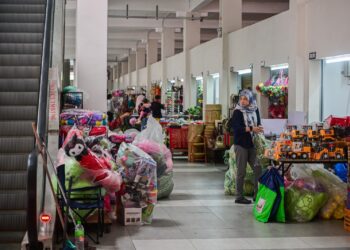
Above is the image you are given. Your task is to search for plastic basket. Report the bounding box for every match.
[345,208,350,232]
[325,115,348,127]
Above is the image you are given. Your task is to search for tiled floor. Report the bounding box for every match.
[93,159,350,250]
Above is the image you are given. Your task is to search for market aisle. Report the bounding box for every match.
[94,159,350,250]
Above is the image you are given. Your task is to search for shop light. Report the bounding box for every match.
[270,63,289,71]
[196,76,203,81]
[211,73,220,79]
[170,80,176,83]
[180,78,184,82]
[325,54,350,64]
[238,69,252,75]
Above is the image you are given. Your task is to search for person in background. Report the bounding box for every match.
[137,98,152,130]
[128,95,136,110]
[107,93,114,123]
[232,89,263,204]
[151,95,165,120]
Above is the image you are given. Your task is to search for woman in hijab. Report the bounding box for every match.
[232,89,263,204]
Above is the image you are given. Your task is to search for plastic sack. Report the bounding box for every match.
[253,133,271,169]
[157,171,174,199]
[135,139,173,176]
[133,116,164,145]
[285,182,327,222]
[117,142,157,224]
[224,146,254,196]
[253,168,285,223]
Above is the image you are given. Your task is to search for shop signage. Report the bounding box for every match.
[48,68,60,131]
[309,52,317,60]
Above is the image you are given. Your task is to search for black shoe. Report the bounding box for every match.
[235,197,252,204]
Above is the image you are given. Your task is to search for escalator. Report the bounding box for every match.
[0,0,52,249]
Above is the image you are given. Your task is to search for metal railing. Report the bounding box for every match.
[27,0,55,249]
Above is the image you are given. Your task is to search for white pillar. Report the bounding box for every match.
[147,39,158,98]
[161,28,175,102]
[183,18,201,110]
[121,62,128,76]
[136,48,146,87]
[219,0,242,117]
[253,66,270,119]
[219,0,242,34]
[128,53,136,87]
[75,0,108,111]
[147,39,158,65]
[308,60,322,123]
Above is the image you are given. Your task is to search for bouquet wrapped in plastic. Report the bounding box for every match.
[117,142,157,223]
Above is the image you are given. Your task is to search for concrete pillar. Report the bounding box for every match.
[252,66,270,119]
[51,0,65,88]
[128,53,136,73]
[161,28,175,59]
[308,60,322,123]
[147,39,158,65]
[75,0,108,111]
[219,0,242,34]
[136,48,146,86]
[121,62,128,76]
[219,0,242,117]
[136,48,146,70]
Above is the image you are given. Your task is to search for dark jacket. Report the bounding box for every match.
[232,109,261,149]
[151,101,164,118]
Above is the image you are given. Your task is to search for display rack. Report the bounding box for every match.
[166,86,183,115]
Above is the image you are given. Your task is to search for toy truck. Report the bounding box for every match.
[319,129,335,142]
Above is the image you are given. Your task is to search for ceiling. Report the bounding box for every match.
[64,0,289,64]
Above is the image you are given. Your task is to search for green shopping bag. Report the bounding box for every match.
[253,168,285,223]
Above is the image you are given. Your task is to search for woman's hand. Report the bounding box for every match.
[253,126,264,133]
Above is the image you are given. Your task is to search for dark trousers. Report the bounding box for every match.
[234,145,262,199]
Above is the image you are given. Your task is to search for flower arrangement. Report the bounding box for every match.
[256,83,288,98]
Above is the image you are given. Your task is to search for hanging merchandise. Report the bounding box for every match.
[256,69,288,119]
[253,168,285,223]
[150,83,161,100]
[166,86,184,116]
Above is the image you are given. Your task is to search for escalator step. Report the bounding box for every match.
[0,54,41,66]
[0,121,35,136]
[0,33,43,43]
[0,79,39,92]
[0,172,27,190]
[0,190,26,210]
[0,43,42,54]
[0,137,34,153]
[0,23,44,33]
[0,92,38,105]
[0,66,40,78]
[0,106,37,120]
[0,4,45,14]
[0,232,25,244]
[0,13,44,23]
[0,210,26,231]
[0,153,28,171]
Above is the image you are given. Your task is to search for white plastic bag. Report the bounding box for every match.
[133,116,164,145]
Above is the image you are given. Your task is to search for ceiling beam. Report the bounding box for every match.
[189,0,215,12]
[242,1,289,14]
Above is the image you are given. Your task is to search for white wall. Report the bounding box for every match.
[190,38,222,76]
[166,52,185,80]
[307,0,350,59]
[139,67,148,85]
[322,62,350,119]
[131,71,137,86]
[228,11,292,70]
[150,61,162,82]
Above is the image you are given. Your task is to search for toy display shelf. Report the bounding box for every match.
[267,158,348,177]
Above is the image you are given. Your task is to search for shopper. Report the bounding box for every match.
[107,93,114,123]
[151,95,165,120]
[137,98,152,130]
[232,89,263,204]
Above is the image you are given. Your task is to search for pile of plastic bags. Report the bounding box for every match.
[133,117,174,199]
[60,109,107,127]
[285,164,347,222]
[116,143,157,224]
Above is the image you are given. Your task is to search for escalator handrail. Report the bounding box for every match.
[27,0,55,248]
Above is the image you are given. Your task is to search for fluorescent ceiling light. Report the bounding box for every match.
[270,63,289,70]
[211,73,220,78]
[325,54,350,64]
[170,80,176,83]
[196,76,203,81]
[238,69,252,75]
[180,78,184,82]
